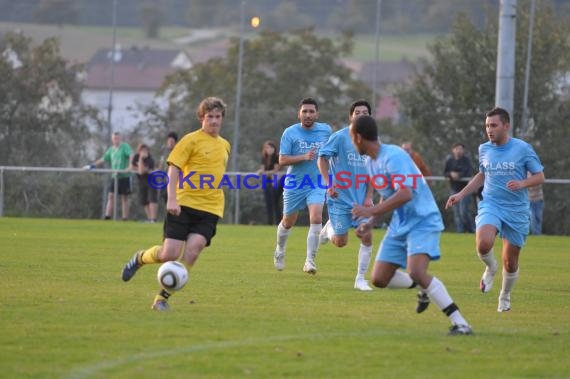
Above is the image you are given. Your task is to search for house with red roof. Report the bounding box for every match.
[81,45,192,133]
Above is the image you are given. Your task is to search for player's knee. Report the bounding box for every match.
[160,247,179,262]
[407,269,425,284]
[503,258,518,273]
[371,274,389,288]
[332,236,348,247]
[476,240,494,254]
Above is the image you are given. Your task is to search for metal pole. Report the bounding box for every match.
[107,0,118,139]
[521,0,536,138]
[495,0,517,133]
[372,0,382,115]
[0,168,4,217]
[231,0,246,225]
[113,175,118,220]
[107,0,118,219]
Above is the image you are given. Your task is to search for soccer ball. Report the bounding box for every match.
[157,261,188,291]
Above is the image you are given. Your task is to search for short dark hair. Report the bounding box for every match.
[167,132,178,142]
[299,97,319,111]
[452,143,465,148]
[351,115,378,141]
[349,99,372,116]
[486,107,510,124]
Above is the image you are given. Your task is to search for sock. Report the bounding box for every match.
[500,268,519,296]
[478,248,497,272]
[276,222,291,253]
[140,245,161,264]
[154,288,172,302]
[326,221,335,240]
[307,224,322,262]
[356,244,372,279]
[386,270,415,289]
[424,277,468,326]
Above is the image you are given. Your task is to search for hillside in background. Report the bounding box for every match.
[0,21,434,65]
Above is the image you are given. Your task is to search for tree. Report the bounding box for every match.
[396,1,570,234]
[0,32,105,218]
[139,1,165,39]
[0,32,101,166]
[135,28,370,223]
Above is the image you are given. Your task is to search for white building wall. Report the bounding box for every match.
[81,89,168,134]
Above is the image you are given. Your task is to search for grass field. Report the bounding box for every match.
[0,22,196,62]
[350,33,435,61]
[1,218,568,379]
[0,21,434,64]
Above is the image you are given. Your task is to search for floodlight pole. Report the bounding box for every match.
[495,0,517,134]
[104,0,119,220]
[521,0,536,137]
[231,0,246,224]
[372,0,382,115]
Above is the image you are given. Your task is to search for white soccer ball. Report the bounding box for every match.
[157,261,188,291]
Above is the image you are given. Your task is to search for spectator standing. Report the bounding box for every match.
[528,182,544,235]
[257,140,282,225]
[159,132,179,203]
[88,132,133,221]
[131,144,158,223]
[444,143,475,233]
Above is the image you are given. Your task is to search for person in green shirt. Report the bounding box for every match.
[90,132,133,220]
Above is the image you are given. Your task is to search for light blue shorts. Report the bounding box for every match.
[328,212,368,235]
[283,188,326,215]
[376,230,441,269]
[476,207,528,247]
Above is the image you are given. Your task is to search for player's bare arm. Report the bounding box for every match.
[355,217,376,238]
[446,172,485,209]
[353,187,412,220]
[166,164,181,216]
[279,147,317,166]
[363,181,374,207]
[507,172,545,191]
[317,156,337,198]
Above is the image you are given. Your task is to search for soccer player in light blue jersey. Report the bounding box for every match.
[273,98,332,274]
[317,99,374,291]
[446,107,544,312]
[351,115,472,335]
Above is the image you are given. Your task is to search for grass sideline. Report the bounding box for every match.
[1,217,568,379]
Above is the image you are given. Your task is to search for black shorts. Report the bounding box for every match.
[108,177,131,195]
[138,177,158,205]
[163,206,219,246]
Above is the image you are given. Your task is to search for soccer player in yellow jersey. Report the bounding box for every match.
[121,97,231,311]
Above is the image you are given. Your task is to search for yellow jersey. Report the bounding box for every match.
[167,129,231,218]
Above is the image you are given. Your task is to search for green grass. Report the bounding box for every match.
[1,218,568,378]
[0,22,201,62]
[350,33,437,61]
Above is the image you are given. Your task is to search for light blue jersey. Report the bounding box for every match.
[366,144,443,237]
[280,122,332,214]
[479,138,543,213]
[476,138,543,246]
[319,127,368,214]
